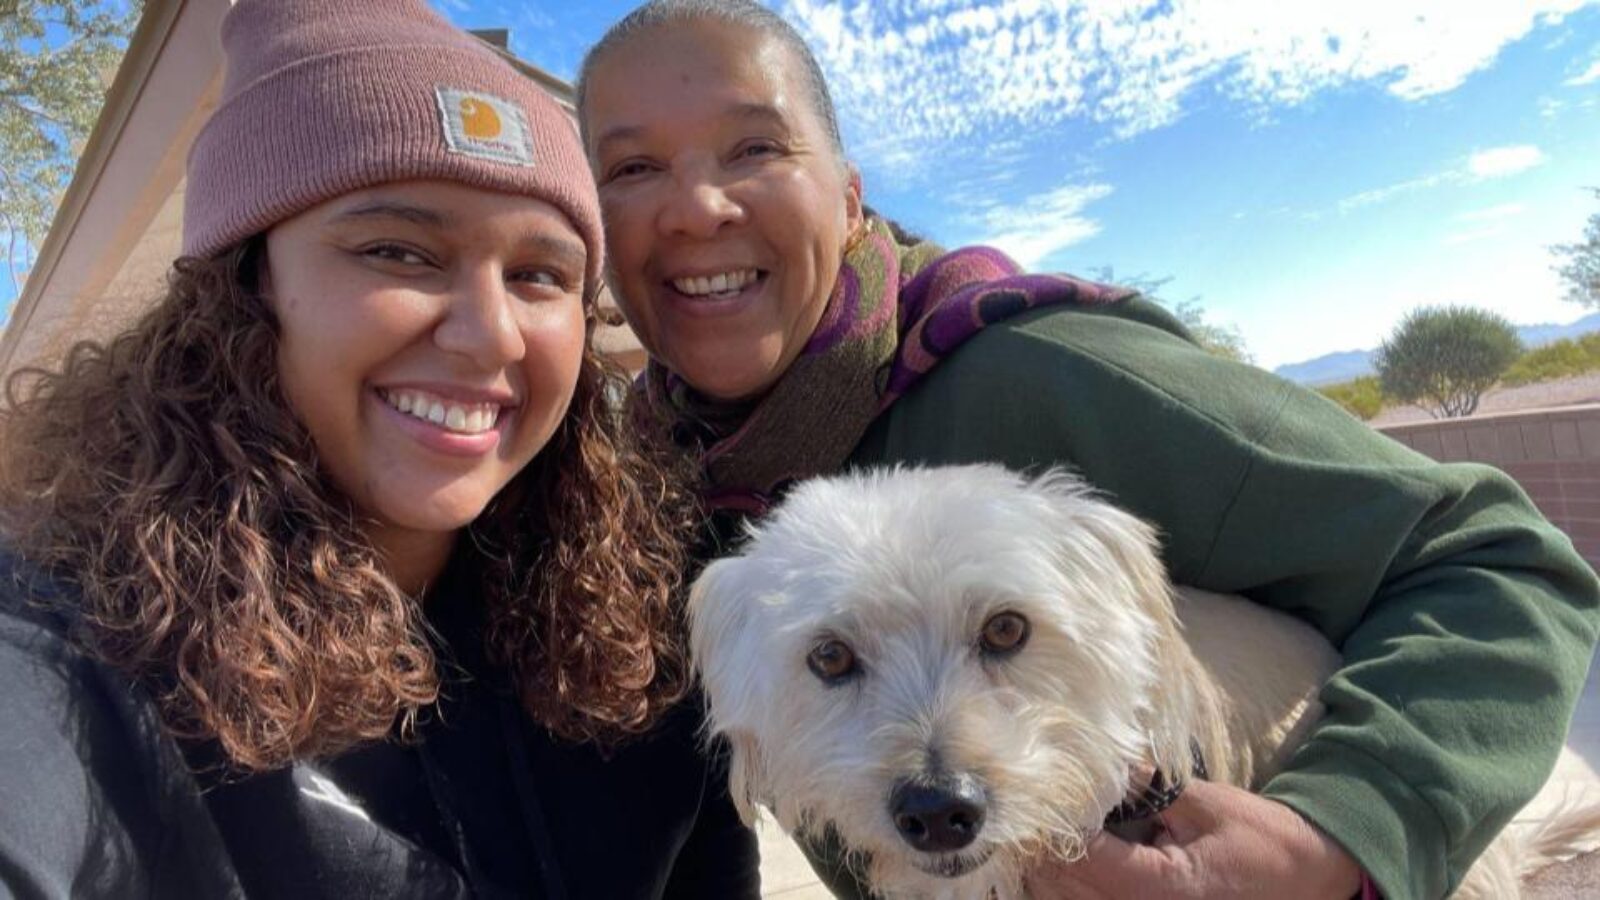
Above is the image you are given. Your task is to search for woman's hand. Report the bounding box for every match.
[1025,779,1364,900]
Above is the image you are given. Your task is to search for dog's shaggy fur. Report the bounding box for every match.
[688,465,1600,899]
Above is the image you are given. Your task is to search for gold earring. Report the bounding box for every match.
[844,220,868,256]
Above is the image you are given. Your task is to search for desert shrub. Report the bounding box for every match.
[1317,376,1385,420]
[1375,306,1522,419]
[1551,187,1600,308]
[1171,298,1253,364]
[1502,333,1600,386]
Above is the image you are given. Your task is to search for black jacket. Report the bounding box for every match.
[0,552,759,899]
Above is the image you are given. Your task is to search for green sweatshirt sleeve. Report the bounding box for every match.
[851,301,1600,900]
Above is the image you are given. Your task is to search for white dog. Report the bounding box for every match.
[687,465,1599,899]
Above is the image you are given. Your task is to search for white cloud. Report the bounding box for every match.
[1567,57,1600,84]
[1339,172,1452,213]
[1457,203,1528,222]
[963,182,1113,269]
[778,0,1596,172]
[1443,225,1509,245]
[1467,144,1547,178]
[517,5,556,31]
[1440,200,1533,246]
[1337,144,1547,213]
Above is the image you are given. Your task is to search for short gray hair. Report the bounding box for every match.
[575,0,845,161]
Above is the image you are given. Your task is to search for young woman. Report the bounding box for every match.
[574,2,1600,898]
[0,1,756,897]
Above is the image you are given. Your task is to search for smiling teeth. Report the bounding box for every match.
[381,389,500,435]
[673,269,759,297]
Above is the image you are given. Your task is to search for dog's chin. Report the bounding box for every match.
[910,846,994,879]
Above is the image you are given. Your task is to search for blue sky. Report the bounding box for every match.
[8,2,1595,370]
[435,0,1600,370]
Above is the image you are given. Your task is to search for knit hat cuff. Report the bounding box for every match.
[183,43,602,287]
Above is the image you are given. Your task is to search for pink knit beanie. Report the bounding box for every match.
[183,0,602,288]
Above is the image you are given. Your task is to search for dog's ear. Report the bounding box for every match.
[687,557,775,817]
[1033,471,1201,778]
[687,557,760,713]
[724,731,768,825]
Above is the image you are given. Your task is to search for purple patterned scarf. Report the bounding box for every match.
[635,217,1135,513]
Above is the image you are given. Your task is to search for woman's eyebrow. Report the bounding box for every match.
[727,102,791,131]
[593,125,644,161]
[594,102,795,160]
[522,234,587,271]
[333,201,451,228]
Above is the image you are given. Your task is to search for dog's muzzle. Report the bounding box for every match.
[888,773,989,854]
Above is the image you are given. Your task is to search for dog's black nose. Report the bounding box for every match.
[888,775,988,853]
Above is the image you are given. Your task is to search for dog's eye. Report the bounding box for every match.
[807,639,858,683]
[980,611,1030,655]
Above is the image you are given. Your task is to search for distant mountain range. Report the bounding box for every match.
[1273,312,1600,386]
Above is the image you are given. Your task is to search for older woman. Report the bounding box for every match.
[0,1,756,897]
[575,2,1600,899]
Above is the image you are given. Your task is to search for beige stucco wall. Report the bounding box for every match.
[2,0,226,374]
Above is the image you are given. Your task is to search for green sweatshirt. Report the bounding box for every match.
[839,298,1600,899]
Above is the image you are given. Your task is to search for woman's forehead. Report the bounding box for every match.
[585,19,812,134]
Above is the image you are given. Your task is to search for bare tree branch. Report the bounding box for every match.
[1,207,24,300]
[0,94,71,128]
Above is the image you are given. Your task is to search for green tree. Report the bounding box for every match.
[1,0,141,295]
[1374,306,1522,419]
[1088,267,1254,364]
[1551,188,1600,308]
[1316,375,1385,421]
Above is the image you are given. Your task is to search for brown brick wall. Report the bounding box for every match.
[1378,405,1600,572]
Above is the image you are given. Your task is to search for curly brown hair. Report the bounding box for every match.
[0,242,697,772]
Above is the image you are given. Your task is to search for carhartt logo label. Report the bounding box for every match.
[435,87,534,167]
